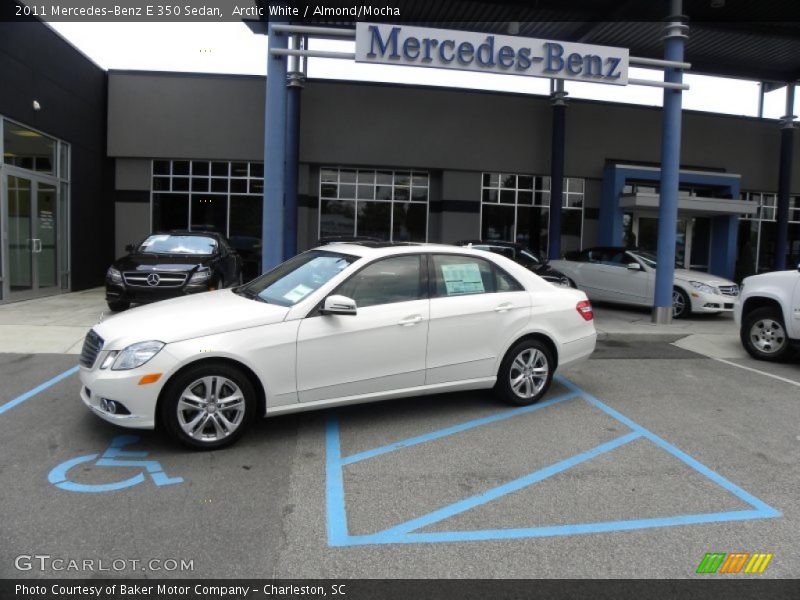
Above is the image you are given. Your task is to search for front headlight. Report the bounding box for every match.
[111,341,165,371]
[189,267,211,284]
[689,281,716,295]
[106,266,122,284]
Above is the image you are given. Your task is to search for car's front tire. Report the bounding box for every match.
[672,287,691,319]
[495,339,554,406]
[160,362,256,450]
[741,306,792,362]
[107,300,130,312]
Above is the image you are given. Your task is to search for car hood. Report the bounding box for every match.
[743,269,800,288]
[673,269,735,287]
[94,289,289,350]
[112,254,213,272]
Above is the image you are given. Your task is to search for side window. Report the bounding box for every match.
[495,267,524,292]
[432,254,495,297]
[607,251,628,267]
[336,255,423,308]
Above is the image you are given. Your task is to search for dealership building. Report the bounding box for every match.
[1,3,799,308]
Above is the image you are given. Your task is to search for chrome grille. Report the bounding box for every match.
[79,330,104,369]
[717,285,739,297]
[123,271,188,288]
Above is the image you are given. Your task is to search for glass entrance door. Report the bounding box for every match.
[4,173,59,300]
[634,216,690,268]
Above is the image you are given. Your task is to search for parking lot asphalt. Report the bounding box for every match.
[0,341,797,579]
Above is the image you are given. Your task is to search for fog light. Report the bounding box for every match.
[99,398,131,415]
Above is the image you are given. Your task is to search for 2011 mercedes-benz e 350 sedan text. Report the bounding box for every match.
[79,243,597,449]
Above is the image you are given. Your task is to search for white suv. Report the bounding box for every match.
[735,265,800,361]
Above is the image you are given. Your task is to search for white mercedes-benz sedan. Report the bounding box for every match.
[79,243,596,449]
[550,246,739,319]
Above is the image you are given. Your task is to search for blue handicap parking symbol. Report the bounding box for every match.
[48,435,183,493]
[325,375,781,546]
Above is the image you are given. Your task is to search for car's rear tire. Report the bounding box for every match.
[741,306,792,362]
[160,362,256,450]
[494,339,554,406]
[107,300,130,312]
[672,287,691,319]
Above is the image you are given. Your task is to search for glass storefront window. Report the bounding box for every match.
[152,193,189,232]
[3,120,57,175]
[738,191,800,274]
[318,167,429,242]
[150,159,265,276]
[481,172,584,256]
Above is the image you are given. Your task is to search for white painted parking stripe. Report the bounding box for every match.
[713,357,800,388]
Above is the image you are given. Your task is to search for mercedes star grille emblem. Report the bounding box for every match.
[146,273,160,286]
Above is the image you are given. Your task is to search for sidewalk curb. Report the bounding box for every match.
[596,331,689,343]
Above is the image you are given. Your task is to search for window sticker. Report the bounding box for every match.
[441,263,484,295]
[283,284,313,303]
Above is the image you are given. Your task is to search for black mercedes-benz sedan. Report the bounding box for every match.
[456,240,573,287]
[105,231,243,311]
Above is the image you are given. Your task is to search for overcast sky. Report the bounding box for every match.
[48,21,797,119]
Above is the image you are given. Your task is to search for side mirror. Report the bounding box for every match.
[627,262,642,271]
[321,295,357,316]
[125,244,135,253]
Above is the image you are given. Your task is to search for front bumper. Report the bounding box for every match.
[78,349,178,429]
[106,280,210,305]
[688,290,737,314]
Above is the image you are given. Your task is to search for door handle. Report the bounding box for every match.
[398,315,424,326]
[494,302,514,313]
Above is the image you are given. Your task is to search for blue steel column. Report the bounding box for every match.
[262,15,288,272]
[284,34,305,259]
[652,1,688,324]
[548,79,567,260]
[774,84,796,271]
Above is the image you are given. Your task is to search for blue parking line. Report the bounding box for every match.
[555,376,782,519]
[0,365,79,416]
[373,431,641,539]
[341,510,771,546]
[325,414,349,544]
[325,375,782,546]
[341,390,580,466]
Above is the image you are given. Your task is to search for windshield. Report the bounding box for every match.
[630,250,657,269]
[238,250,357,307]
[137,235,217,255]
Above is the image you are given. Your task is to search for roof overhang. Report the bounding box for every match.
[620,193,757,216]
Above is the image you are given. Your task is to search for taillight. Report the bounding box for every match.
[576,300,593,321]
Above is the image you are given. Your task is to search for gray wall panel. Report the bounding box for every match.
[115,158,152,191]
[106,74,799,198]
[299,82,552,173]
[442,171,481,202]
[108,72,265,160]
[115,202,150,258]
